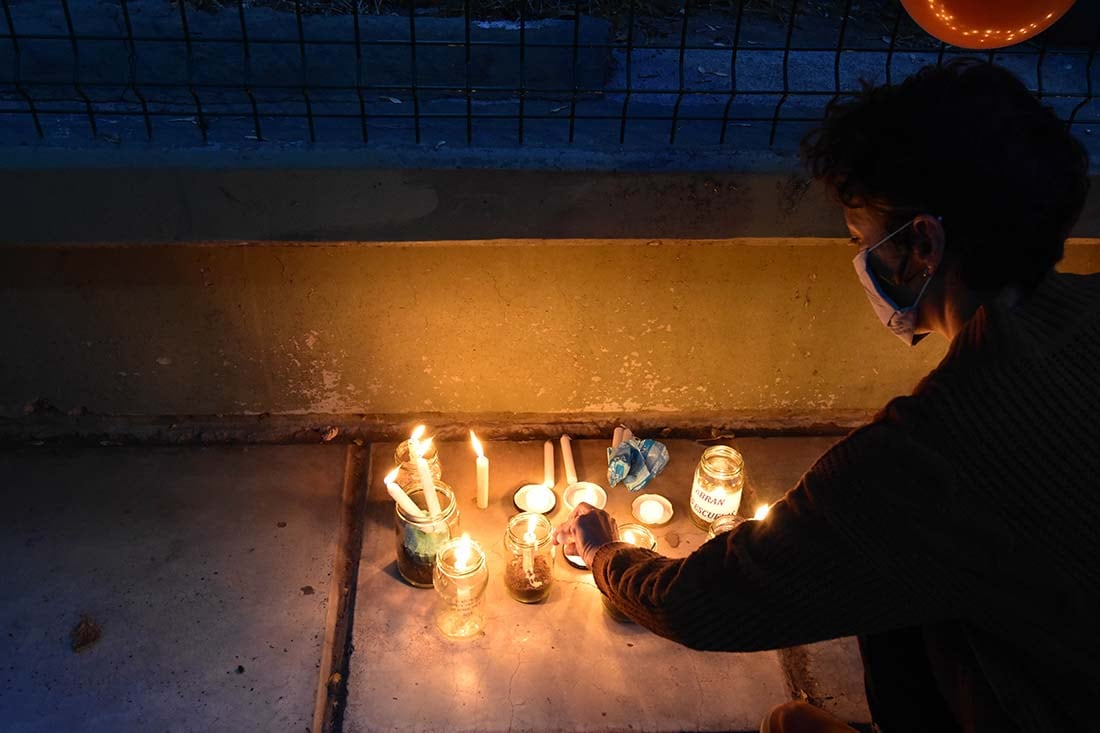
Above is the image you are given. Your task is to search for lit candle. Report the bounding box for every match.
[560,434,578,486]
[417,437,442,517]
[453,533,474,603]
[513,483,556,514]
[543,439,554,488]
[385,468,425,517]
[470,431,489,510]
[522,516,536,577]
[619,523,657,549]
[409,424,427,460]
[753,504,771,521]
[612,426,624,449]
[639,500,663,524]
[631,493,673,526]
[526,484,554,513]
[563,481,607,511]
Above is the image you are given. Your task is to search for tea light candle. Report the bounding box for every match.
[619,523,657,550]
[563,551,588,569]
[562,481,607,511]
[564,515,649,571]
[543,439,554,488]
[417,437,442,517]
[560,434,578,486]
[470,431,489,510]
[632,494,674,526]
[513,483,557,514]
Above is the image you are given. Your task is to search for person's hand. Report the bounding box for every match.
[552,502,619,567]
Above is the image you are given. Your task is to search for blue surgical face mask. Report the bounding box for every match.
[852,216,938,346]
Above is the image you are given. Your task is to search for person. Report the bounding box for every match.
[553,59,1098,733]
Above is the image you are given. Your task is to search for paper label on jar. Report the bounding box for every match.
[450,592,479,615]
[690,478,742,523]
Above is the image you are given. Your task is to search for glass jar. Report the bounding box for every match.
[393,438,443,490]
[433,536,489,639]
[602,523,657,623]
[394,481,459,588]
[707,512,747,540]
[690,445,745,530]
[503,513,554,603]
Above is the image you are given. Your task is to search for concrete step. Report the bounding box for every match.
[347,437,870,732]
[0,445,347,733]
[0,438,869,731]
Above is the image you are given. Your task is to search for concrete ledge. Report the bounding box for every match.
[3,147,1100,243]
[0,409,871,447]
[0,147,834,243]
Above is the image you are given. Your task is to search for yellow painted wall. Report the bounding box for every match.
[3,238,1097,420]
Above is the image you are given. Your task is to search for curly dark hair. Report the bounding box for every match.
[801,59,1090,292]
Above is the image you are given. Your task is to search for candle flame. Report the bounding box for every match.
[420,437,434,455]
[621,527,654,548]
[383,468,399,487]
[754,504,770,521]
[470,430,484,458]
[454,533,472,572]
[527,484,553,512]
[408,425,428,460]
[639,499,664,524]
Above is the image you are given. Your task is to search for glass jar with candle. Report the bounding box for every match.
[689,445,746,530]
[393,438,443,489]
[433,536,489,639]
[394,481,460,588]
[707,512,747,540]
[503,513,554,603]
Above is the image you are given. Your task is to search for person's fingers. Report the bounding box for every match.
[570,501,596,519]
[552,517,577,545]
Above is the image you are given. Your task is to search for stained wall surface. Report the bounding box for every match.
[3,238,1099,420]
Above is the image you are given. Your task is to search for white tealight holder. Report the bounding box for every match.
[564,552,588,570]
[562,481,608,512]
[512,483,557,514]
[631,494,674,526]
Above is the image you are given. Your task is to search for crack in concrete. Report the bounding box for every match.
[506,657,523,732]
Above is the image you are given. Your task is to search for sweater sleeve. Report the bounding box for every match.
[590,421,961,652]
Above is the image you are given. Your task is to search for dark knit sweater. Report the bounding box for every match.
[592,271,1100,733]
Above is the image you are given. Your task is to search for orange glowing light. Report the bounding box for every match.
[902,0,1075,49]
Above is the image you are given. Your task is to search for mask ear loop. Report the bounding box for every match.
[912,266,935,302]
[900,215,945,286]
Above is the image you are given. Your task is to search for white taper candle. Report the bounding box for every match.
[560,435,578,486]
[417,438,442,517]
[543,440,554,488]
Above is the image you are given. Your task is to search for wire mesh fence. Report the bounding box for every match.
[1,0,1098,150]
